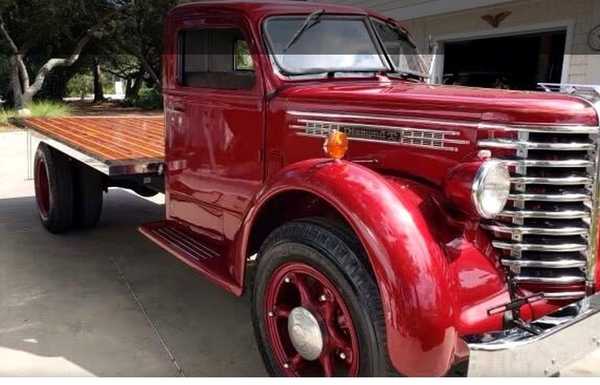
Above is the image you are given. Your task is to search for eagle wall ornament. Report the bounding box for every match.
[481,11,512,28]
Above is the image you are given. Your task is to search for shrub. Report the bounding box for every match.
[67,73,94,99]
[28,101,72,117]
[129,87,163,110]
[0,109,10,126]
[0,101,72,127]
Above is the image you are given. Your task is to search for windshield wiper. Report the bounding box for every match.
[386,70,423,80]
[283,9,325,52]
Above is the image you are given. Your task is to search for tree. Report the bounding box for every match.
[92,57,105,102]
[0,0,129,110]
[105,0,177,91]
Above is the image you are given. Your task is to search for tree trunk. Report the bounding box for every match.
[9,56,24,109]
[126,72,143,100]
[93,58,104,103]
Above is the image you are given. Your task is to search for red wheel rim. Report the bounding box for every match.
[35,158,50,218]
[264,262,360,377]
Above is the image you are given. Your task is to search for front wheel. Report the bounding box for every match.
[251,219,392,377]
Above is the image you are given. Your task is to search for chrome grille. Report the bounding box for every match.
[480,122,600,300]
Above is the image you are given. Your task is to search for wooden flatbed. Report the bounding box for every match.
[16,116,165,176]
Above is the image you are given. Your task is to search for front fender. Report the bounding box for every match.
[243,159,460,376]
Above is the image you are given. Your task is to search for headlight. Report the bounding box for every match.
[444,160,510,219]
[471,161,511,218]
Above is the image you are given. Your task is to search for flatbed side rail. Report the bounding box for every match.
[11,116,165,177]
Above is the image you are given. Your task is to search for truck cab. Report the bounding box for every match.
[22,0,600,377]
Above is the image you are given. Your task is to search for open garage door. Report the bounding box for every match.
[442,29,566,91]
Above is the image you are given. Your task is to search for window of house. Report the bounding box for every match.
[179,28,255,89]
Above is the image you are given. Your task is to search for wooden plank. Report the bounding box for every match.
[22,116,165,163]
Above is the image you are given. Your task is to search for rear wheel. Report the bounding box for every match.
[34,143,74,233]
[252,219,391,377]
[73,165,104,229]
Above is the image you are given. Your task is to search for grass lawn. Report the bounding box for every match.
[1,101,72,131]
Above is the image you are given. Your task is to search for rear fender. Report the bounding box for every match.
[242,158,460,376]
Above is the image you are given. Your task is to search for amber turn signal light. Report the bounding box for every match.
[323,130,349,160]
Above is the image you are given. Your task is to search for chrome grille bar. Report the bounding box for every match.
[538,84,600,294]
[500,159,593,168]
[508,193,589,202]
[498,209,590,220]
[482,223,588,236]
[479,139,595,151]
[501,259,587,269]
[509,176,592,185]
[492,241,588,253]
[512,275,586,285]
[479,85,600,299]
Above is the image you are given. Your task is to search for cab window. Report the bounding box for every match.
[179,28,255,89]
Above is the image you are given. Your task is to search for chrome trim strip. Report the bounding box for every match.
[479,139,595,151]
[498,209,589,219]
[287,110,599,134]
[512,275,586,284]
[510,176,591,185]
[291,121,465,139]
[288,110,481,129]
[501,259,587,269]
[478,122,599,134]
[27,129,164,177]
[508,193,589,202]
[493,241,588,253]
[296,132,460,152]
[541,291,586,299]
[500,159,593,168]
[482,223,588,236]
[290,118,470,152]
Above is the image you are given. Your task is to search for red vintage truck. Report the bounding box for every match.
[13,0,600,377]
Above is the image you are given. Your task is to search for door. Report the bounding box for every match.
[165,19,264,249]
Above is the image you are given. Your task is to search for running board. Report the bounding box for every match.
[139,221,241,295]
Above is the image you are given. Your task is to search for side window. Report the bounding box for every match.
[179,28,255,89]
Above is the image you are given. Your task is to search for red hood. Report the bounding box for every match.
[276,80,598,126]
[270,79,598,186]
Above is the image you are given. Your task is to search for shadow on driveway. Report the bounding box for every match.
[0,189,265,376]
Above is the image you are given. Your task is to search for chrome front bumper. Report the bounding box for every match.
[468,293,600,376]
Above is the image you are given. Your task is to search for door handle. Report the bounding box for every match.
[172,103,186,112]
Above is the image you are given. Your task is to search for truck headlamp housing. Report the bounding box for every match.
[472,161,511,219]
[445,160,510,219]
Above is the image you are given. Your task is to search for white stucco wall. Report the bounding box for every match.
[332,0,600,85]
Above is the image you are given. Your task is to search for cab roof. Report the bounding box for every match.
[171,0,377,19]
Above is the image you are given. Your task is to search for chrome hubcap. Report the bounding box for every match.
[287,307,323,361]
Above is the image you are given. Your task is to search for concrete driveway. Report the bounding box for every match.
[0,130,266,376]
[1,129,599,376]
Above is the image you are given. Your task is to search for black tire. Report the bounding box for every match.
[251,218,393,377]
[33,143,74,233]
[73,164,104,229]
[133,187,158,198]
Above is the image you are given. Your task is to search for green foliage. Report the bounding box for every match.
[0,108,10,126]
[0,101,71,126]
[28,101,72,117]
[128,87,163,110]
[67,73,94,99]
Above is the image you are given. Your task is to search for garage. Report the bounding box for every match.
[442,29,567,90]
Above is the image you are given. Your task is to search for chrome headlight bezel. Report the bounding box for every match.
[471,160,511,219]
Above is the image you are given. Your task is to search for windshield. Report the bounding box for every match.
[371,19,428,76]
[264,16,387,75]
